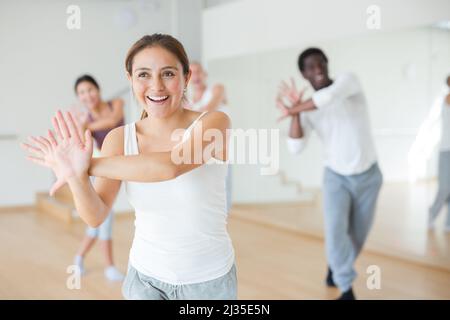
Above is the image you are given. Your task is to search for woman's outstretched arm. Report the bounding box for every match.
[67,130,123,227]
[23,111,122,227]
[89,111,230,182]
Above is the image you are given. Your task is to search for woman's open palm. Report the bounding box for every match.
[21,110,93,195]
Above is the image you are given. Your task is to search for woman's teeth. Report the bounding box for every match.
[147,95,169,102]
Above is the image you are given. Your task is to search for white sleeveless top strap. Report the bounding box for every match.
[180,111,208,143]
[124,121,138,155]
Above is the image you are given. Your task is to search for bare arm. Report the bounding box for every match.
[289,113,304,139]
[288,98,317,116]
[23,111,122,227]
[68,128,123,227]
[286,112,311,154]
[89,152,177,182]
[89,111,230,182]
[287,73,362,116]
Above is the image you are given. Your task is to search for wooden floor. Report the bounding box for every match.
[233,182,450,272]
[0,205,449,299]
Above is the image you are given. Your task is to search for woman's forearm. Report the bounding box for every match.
[89,153,179,183]
[88,112,228,183]
[67,174,109,227]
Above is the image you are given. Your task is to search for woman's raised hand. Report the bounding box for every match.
[21,110,94,195]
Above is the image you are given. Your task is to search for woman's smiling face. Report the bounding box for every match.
[129,46,190,119]
[76,81,101,110]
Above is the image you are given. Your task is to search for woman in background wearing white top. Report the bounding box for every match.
[276,48,383,300]
[22,34,236,300]
[188,62,233,214]
[429,75,450,231]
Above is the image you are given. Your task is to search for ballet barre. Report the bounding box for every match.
[0,134,18,141]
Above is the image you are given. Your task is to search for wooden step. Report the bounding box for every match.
[275,170,319,204]
[53,185,75,206]
[36,192,76,224]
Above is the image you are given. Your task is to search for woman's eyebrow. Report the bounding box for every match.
[161,66,178,70]
[134,67,151,72]
[134,66,178,72]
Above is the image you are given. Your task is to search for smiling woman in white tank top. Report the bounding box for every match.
[124,111,234,284]
[22,34,237,300]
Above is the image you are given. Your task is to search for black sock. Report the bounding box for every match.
[326,266,336,287]
[337,287,356,300]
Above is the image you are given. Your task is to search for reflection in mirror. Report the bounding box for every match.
[207,23,450,278]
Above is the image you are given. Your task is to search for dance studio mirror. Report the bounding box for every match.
[207,22,450,270]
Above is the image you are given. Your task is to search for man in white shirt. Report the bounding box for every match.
[276,48,383,300]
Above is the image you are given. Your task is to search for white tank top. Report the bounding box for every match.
[441,98,450,151]
[124,112,235,285]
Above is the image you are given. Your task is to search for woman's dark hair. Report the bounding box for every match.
[125,34,190,119]
[74,74,100,93]
[297,47,328,72]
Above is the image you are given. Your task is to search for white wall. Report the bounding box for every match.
[0,0,202,207]
[206,26,450,203]
[204,0,238,8]
[203,0,450,61]
[175,0,203,62]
